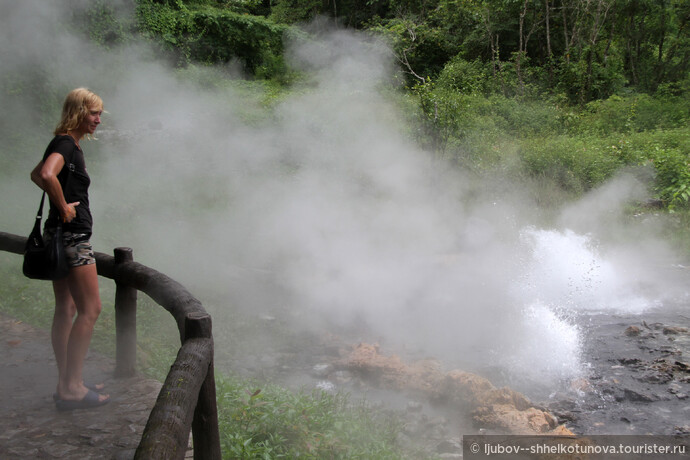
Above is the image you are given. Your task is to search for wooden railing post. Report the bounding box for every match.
[186,312,222,460]
[114,247,137,378]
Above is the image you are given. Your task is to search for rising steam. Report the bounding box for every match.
[1,0,684,394]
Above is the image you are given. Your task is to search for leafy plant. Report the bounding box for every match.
[649,146,690,211]
[217,376,411,459]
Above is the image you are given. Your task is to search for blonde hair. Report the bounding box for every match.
[53,87,104,136]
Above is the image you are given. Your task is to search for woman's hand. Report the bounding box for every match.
[60,202,80,223]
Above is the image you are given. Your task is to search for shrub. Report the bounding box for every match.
[519,135,625,193]
[570,94,690,135]
[648,146,690,210]
[436,56,492,96]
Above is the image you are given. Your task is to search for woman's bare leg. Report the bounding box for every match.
[55,263,108,402]
[52,278,76,392]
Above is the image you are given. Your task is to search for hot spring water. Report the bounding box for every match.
[480,226,681,393]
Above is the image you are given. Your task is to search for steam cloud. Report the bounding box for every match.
[2,0,684,393]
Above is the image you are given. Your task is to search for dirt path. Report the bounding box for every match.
[0,314,189,460]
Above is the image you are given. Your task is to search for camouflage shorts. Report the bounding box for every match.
[44,229,95,268]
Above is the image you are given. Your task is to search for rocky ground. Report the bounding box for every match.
[545,307,690,437]
[222,304,690,458]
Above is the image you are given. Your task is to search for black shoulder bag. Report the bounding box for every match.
[23,168,71,280]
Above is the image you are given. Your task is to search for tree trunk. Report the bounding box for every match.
[545,0,553,86]
[517,0,527,96]
[627,10,639,85]
[563,1,570,63]
[654,3,668,88]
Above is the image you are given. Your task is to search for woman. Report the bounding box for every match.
[30,88,109,410]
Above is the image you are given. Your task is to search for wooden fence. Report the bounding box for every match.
[0,231,222,460]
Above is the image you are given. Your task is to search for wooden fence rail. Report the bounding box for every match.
[0,231,222,460]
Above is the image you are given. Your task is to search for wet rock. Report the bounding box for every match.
[569,378,591,393]
[402,419,423,436]
[550,409,577,423]
[9,447,39,457]
[426,417,448,440]
[338,343,572,435]
[663,327,688,335]
[41,443,80,458]
[112,449,136,460]
[668,383,683,394]
[625,326,642,337]
[619,388,660,403]
[406,400,423,412]
[472,404,559,434]
[330,370,353,384]
[315,380,336,393]
[675,361,690,372]
[311,363,332,378]
[436,438,462,454]
[638,371,673,384]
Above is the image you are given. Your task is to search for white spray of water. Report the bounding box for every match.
[516,227,661,315]
[1,1,684,392]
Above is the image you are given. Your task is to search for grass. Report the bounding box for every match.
[216,376,416,459]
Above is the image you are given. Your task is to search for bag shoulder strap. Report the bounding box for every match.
[36,192,46,219]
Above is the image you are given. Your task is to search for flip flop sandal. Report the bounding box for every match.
[53,382,105,402]
[55,389,110,411]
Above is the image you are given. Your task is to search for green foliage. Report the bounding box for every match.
[130,0,690,100]
[660,208,690,255]
[77,0,136,47]
[516,103,690,202]
[188,8,288,76]
[269,0,324,25]
[0,258,56,330]
[436,56,493,95]
[648,145,690,211]
[570,94,690,134]
[555,50,628,104]
[519,135,625,194]
[217,376,410,459]
[412,75,565,169]
[367,17,457,84]
[410,74,690,209]
[136,0,291,78]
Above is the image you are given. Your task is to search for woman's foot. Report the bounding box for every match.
[53,381,105,401]
[84,381,105,392]
[55,382,108,403]
[55,390,110,411]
